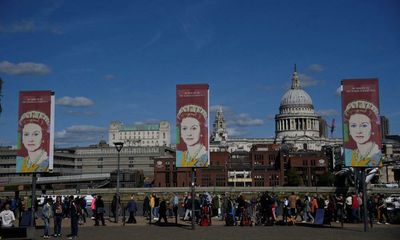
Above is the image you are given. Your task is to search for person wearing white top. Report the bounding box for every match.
[0,204,16,228]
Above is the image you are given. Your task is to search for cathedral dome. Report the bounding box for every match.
[280,88,313,107]
[279,65,313,108]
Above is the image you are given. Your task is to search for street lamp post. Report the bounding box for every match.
[114,141,124,223]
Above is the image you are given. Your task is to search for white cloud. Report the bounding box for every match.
[0,20,38,33]
[0,61,51,75]
[10,20,37,33]
[209,106,264,137]
[317,109,339,117]
[386,111,400,117]
[55,125,106,146]
[104,74,116,81]
[56,96,94,107]
[336,86,342,96]
[133,119,160,125]
[140,31,163,50]
[230,113,264,126]
[209,105,230,113]
[62,110,97,117]
[180,2,215,50]
[298,73,320,87]
[256,85,274,92]
[226,127,247,137]
[308,64,324,73]
[266,114,275,121]
[0,138,12,146]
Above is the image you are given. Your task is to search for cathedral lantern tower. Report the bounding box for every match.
[275,65,321,140]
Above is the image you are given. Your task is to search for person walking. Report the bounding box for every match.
[345,194,353,222]
[111,194,119,223]
[0,203,16,228]
[351,193,360,223]
[157,198,168,224]
[377,194,390,224]
[150,194,155,222]
[95,195,106,226]
[90,194,97,220]
[335,194,344,223]
[183,194,192,221]
[288,192,297,221]
[126,195,137,224]
[295,196,304,222]
[143,195,150,218]
[302,195,314,223]
[68,197,81,240]
[310,195,319,219]
[171,193,179,224]
[42,198,53,239]
[53,196,63,237]
[79,196,87,224]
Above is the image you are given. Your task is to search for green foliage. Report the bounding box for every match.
[318,172,335,186]
[286,168,301,186]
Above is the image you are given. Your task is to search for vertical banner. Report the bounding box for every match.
[16,91,55,173]
[342,79,382,167]
[176,84,209,168]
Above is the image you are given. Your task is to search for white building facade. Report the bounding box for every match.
[108,121,171,147]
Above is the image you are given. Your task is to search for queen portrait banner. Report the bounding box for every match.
[341,79,382,168]
[16,91,55,173]
[176,84,209,168]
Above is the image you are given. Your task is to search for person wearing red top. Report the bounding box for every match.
[351,193,360,223]
[310,195,319,218]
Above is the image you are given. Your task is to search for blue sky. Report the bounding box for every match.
[0,0,399,147]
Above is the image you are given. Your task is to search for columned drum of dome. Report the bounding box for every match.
[275,66,320,140]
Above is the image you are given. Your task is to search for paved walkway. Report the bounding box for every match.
[28,216,400,240]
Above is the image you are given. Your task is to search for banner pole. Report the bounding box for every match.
[362,169,368,232]
[191,167,195,230]
[31,173,37,227]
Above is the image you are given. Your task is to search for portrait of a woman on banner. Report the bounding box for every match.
[16,111,50,173]
[176,104,208,167]
[343,100,382,167]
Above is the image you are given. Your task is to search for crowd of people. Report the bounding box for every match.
[0,191,399,239]
[144,191,399,227]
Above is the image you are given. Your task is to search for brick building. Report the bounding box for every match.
[153,143,329,187]
[286,150,328,186]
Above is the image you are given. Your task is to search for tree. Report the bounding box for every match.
[286,168,301,186]
[318,172,335,186]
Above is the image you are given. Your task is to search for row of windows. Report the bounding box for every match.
[76,147,160,155]
[0,173,31,177]
[119,135,159,140]
[122,131,159,135]
[0,165,12,168]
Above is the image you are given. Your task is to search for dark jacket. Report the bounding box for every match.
[95,198,105,213]
[127,200,137,213]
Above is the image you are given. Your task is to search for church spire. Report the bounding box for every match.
[291,64,300,89]
[210,106,228,143]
